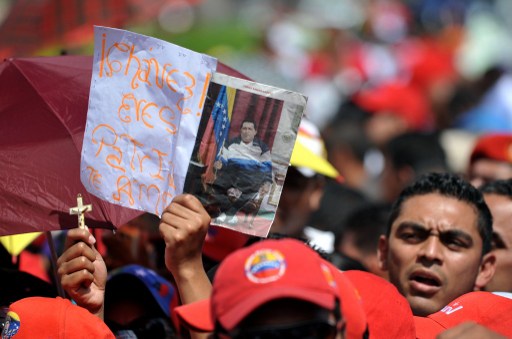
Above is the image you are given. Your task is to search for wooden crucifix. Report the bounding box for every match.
[69,194,92,229]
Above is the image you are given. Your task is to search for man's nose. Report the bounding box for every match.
[417,235,443,265]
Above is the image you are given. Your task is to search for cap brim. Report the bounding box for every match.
[290,141,339,179]
[175,298,214,333]
[175,289,336,333]
[221,287,336,331]
[414,316,445,338]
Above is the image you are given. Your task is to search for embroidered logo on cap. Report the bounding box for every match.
[2,311,20,338]
[440,302,463,315]
[245,249,286,284]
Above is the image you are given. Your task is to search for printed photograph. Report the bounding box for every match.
[183,73,306,237]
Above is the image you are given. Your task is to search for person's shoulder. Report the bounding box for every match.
[253,138,270,152]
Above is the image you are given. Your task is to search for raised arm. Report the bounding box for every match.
[159,194,212,304]
[159,194,212,339]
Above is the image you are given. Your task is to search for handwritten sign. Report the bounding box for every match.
[81,26,217,216]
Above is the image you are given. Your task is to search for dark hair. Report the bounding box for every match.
[479,179,512,198]
[385,132,448,175]
[386,172,493,255]
[240,119,257,130]
[329,252,368,272]
[335,202,391,255]
[323,101,372,163]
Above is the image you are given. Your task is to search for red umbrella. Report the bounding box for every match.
[0,55,146,236]
[0,55,248,236]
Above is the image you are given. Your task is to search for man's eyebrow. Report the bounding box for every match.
[395,222,426,233]
[395,223,474,242]
[440,229,474,244]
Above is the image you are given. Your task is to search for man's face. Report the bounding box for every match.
[241,122,257,144]
[378,193,492,316]
[469,159,512,188]
[483,193,512,292]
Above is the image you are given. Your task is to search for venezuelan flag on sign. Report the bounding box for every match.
[199,85,236,184]
[212,86,231,160]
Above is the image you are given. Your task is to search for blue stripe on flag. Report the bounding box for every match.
[212,85,230,161]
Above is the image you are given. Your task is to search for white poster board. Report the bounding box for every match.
[81,26,217,216]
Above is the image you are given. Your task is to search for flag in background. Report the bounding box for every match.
[199,85,236,184]
[212,85,231,160]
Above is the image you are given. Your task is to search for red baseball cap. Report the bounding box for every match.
[414,291,512,338]
[1,297,114,338]
[322,262,370,338]
[344,270,416,339]
[175,238,368,338]
[354,81,431,130]
[469,133,512,164]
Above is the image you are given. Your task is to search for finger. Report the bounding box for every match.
[60,268,95,292]
[159,215,202,245]
[160,208,187,230]
[161,201,204,228]
[160,194,208,223]
[63,228,97,250]
[168,203,202,223]
[159,222,203,249]
[58,254,96,278]
[161,206,208,235]
[57,241,97,268]
[173,194,208,215]
[159,220,183,244]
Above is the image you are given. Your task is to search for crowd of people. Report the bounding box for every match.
[2,0,512,338]
[3,126,512,338]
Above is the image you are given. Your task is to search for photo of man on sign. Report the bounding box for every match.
[184,73,306,237]
[211,118,273,225]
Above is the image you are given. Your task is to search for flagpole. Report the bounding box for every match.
[45,231,66,298]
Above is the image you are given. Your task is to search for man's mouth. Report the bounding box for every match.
[409,271,442,294]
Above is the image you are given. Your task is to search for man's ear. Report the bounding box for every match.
[474,252,496,290]
[377,235,389,271]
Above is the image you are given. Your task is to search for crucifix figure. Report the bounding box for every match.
[69,194,92,229]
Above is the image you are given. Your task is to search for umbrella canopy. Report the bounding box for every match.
[0,55,145,236]
[0,55,249,236]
